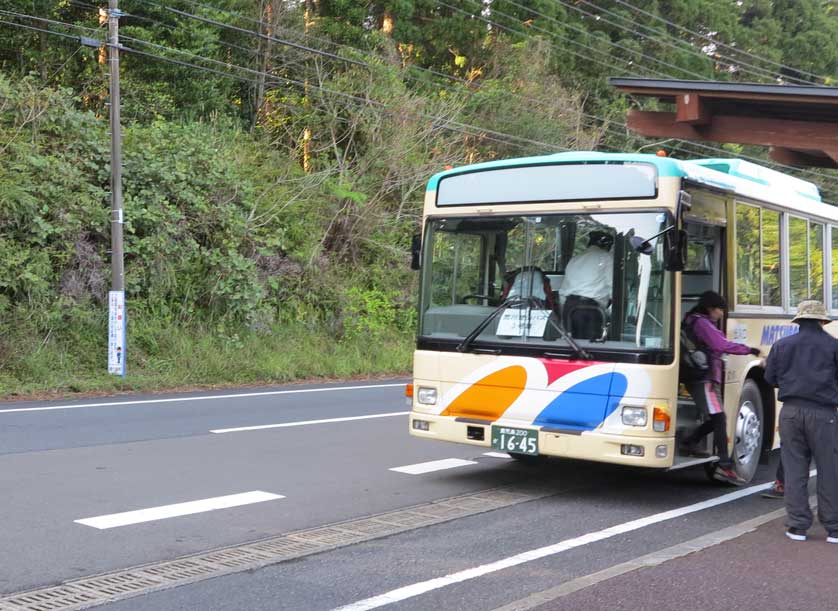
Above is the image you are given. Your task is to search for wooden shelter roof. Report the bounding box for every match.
[609,77,838,169]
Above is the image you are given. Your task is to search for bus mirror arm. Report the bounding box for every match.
[630,226,675,255]
[630,225,687,271]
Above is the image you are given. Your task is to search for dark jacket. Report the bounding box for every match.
[765,321,838,409]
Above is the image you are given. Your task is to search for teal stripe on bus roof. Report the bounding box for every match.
[425,151,687,192]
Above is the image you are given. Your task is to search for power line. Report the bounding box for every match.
[480,0,710,81]
[569,0,794,85]
[608,0,830,84]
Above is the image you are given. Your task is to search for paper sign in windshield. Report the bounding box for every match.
[497,309,551,337]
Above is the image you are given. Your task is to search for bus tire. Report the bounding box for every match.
[731,380,764,483]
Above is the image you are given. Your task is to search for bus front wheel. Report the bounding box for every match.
[731,380,764,483]
[702,380,763,484]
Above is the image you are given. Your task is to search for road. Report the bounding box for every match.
[0,380,788,611]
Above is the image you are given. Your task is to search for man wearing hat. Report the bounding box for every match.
[765,300,838,543]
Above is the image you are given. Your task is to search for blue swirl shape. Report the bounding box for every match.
[533,373,628,431]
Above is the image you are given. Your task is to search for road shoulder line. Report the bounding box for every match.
[490,505,792,611]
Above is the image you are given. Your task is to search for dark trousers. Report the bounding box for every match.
[779,403,838,533]
[563,295,603,340]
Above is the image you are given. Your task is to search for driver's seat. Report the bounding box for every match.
[502,266,557,311]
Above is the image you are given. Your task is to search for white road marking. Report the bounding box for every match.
[0,383,404,414]
[332,475,801,611]
[211,411,409,433]
[74,491,284,529]
[483,452,512,459]
[389,458,478,475]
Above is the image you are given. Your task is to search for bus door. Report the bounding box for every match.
[676,193,727,459]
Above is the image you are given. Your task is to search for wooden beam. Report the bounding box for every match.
[627,110,838,151]
[675,93,710,125]
[769,147,838,169]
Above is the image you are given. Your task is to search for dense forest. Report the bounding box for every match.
[1,0,837,395]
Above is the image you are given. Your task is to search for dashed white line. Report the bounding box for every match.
[75,491,284,529]
[389,458,478,475]
[483,452,512,459]
[332,478,786,611]
[211,411,409,433]
[0,383,404,414]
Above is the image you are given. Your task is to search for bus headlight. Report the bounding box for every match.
[417,387,438,405]
[621,406,647,427]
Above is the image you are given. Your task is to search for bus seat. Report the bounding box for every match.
[563,299,605,340]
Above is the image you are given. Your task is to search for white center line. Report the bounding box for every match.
[389,458,478,475]
[332,475,802,611]
[211,411,409,434]
[75,491,284,529]
[0,383,404,414]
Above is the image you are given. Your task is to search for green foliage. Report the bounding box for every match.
[1,0,837,396]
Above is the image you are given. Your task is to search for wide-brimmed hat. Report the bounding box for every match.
[792,300,832,323]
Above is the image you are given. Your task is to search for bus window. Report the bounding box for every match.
[832,227,838,310]
[428,230,484,307]
[762,210,781,307]
[789,216,808,307]
[810,222,824,302]
[735,203,760,306]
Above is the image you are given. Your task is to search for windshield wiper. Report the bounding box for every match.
[456,296,527,353]
[456,296,592,360]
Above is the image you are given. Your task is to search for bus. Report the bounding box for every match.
[407,151,837,483]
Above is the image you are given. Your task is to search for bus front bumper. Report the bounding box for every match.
[409,413,675,469]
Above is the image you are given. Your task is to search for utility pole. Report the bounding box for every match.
[107,0,126,377]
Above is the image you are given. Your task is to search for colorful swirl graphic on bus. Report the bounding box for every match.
[432,357,650,433]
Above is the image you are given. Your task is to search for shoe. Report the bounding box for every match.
[761,481,785,499]
[713,465,746,486]
[827,532,838,544]
[786,528,807,541]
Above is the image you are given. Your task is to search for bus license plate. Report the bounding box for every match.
[491,426,538,456]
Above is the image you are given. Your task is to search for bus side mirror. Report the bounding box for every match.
[410,234,422,270]
[664,228,687,271]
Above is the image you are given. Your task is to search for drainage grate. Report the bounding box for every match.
[139,559,218,582]
[200,548,271,569]
[288,526,365,546]
[374,510,438,528]
[72,574,161,597]
[247,537,322,558]
[3,586,102,611]
[337,518,401,536]
[0,482,552,611]
[411,503,472,519]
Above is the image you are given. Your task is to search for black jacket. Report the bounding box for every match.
[765,321,838,409]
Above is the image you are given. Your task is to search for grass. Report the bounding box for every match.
[0,313,413,400]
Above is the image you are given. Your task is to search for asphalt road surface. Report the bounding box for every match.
[0,380,788,610]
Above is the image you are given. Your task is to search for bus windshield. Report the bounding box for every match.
[419,211,673,357]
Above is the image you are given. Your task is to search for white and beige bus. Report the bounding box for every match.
[407,151,836,483]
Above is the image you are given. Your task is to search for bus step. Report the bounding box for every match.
[667,455,720,471]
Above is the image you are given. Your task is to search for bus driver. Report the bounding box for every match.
[559,230,614,339]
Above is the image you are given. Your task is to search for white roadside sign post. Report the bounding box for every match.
[108,290,126,377]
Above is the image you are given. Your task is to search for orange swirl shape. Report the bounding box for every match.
[441,365,527,421]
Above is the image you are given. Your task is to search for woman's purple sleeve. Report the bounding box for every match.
[691,317,752,355]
